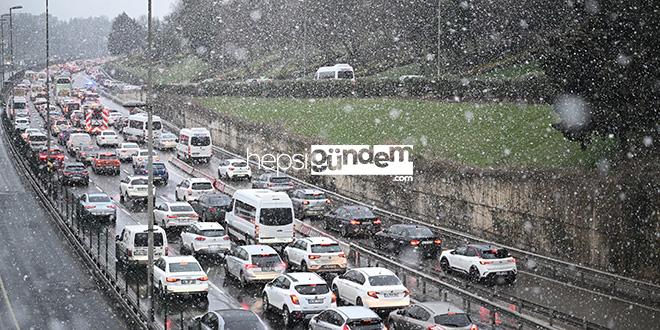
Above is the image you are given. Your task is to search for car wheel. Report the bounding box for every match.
[217,170,222,178]
[282,306,294,327]
[262,293,271,314]
[390,321,398,330]
[283,254,292,270]
[175,191,179,201]
[300,261,308,272]
[340,226,349,237]
[179,243,187,255]
[440,257,451,273]
[469,266,481,283]
[356,297,363,306]
[332,285,342,306]
[238,271,247,287]
[120,193,124,203]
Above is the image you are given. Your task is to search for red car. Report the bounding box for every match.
[38,146,65,167]
[91,151,121,175]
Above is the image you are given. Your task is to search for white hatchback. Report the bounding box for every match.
[217,158,252,180]
[175,178,215,202]
[284,237,347,273]
[224,245,286,286]
[153,202,199,230]
[116,142,140,161]
[153,256,209,298]
[331,267,410,310]
[262,272,337,327]
[96,130,120,147]
[180,222,231,256]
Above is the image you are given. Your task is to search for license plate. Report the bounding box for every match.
[421,241,433,245]
[496,271,508,275]
[181,279,196,285]
[383,292,399,298]
[307,299,324,304]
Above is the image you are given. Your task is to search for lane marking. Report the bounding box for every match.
[0,273,21,330]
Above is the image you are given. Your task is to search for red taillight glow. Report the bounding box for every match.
[208,207,216,213]
[277,262,287,269]
[331,292,337,303]
[84,205,96,209]
[480,260,494,265]
[308,254,321,260]
[107,204,116,209]
[367,291,379,299]
[326,199,332,204]
[290,295,300,305]
[302,200,310,205]
[228,167,235,170]
[338,252,346,258]
[403,289,409,297]
[198,276,208,281]
[349,219,360,225]
[223,236,230,240]
[373,218,382,225]
[167,215,178,219]
[434,239,442,245]
[195,236,206,241]
[244,264,257,269]
[410,239,420,246]
[166,277,179,283]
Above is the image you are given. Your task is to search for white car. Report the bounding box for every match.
[440,244,517,284]
[262,272,337,327]
[107,111,122,126]
[179,222,231,256]
[131,149,160,166]
[224,245,286,286]
[284,237,347,273]
[153,256,209,298]
[96,130,120,147]
[331,267,410,310]
[309,306,385,330]
[154,202,199,230]
[155,132,177,150]
[175,178,215,202]
[14,117,30,131]
[217,158,252,180]
[116,142,140,161]
[119,176,154,203]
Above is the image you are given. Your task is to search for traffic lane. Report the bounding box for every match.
[0,121,127,330]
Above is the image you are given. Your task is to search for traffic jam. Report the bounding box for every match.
[4,63,517,330]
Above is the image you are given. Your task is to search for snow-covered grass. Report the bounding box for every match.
[197,96,616,169]
[111,56,210,84]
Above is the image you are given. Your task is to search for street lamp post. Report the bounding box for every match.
[9,5,23,72]
[145,0,156,322]
[45,0,51,154]
[1,15,8,88]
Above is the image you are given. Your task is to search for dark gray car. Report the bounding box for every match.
[291,189,331,219]
[251,173,295,192]
[388,301,477,330]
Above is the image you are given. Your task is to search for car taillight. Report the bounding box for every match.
[84,205,96,209]
[290,294,300,305]
[410,240,420,246]
[480,260,494,265]
[373,218,382,225]
[302,200,310,205]
[208,207,216,213]
[228,167,235,170]
[428,325,445,330]
[338,252,346,258]
[508,258,516,264]
[198,276,208,281]
[434,239,442,245]
[470,325,479,330]
[308,254,321,260]
[403,289,409,297]
[107,204,116,209]
[342,325,350,330]
[277,262,287,269]
[166,277,179,283]
[367,291,379,299]
[223,236,230,240]
[167,215,178,219]
[187,190,192,195]
[326,199,333,204]
[244,264,257,269]
[39,155,47,160]
[195,236,206,241]
[267,182,274,187]
[349,219,360,225]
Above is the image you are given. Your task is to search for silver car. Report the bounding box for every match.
[78,193,117,222]
[388,301,477,330]
[251,173,295,192]
[291,189,331,218]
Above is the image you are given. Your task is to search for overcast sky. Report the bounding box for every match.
[1,0,178,20]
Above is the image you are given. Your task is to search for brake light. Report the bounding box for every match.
[244,264,257,269]
[167,215,178,219]
[373,218,382,225]
[187,190,192,195]
[338,252,346,258]
[198,276,208,281]
[428,325,445,330]
[308,254,321,260]
[126,249,132,257]
[290,295,300,305]
[410,239,420,246]
[331,292,337,303]
[228,167,235,170]
[195,236,206,241]
[84,205,96,209]
[267,182,274,187]
[470,325,479,330]
[326,199,332,204]
[403,289,409,297]
[277,262,287,269]
[302,200,310,205]
[39,154,47,160]
[107,204,116,209]
[223,236,230,240]
[166,277,179,283]
[480,260,494,265]
[367,291,379,299]
[434,239,442,245]
[349,219,360,225]
[208,207,216,213]
[508,258,516,264]
[255,225,260,237]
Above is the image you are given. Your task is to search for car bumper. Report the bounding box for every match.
[64,176,88,182]
[195,244,231,254]
[89,210,116,218]
[364,297,410,310]
[307,263,347,273]
[244,271,283,282]
[164,283,209,294]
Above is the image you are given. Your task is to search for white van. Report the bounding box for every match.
[225,189,294,246]
[10,96,29,118]
[315,64,355,81]
[66,133,93,154]
[176,128,212,162]
[123,113,162,142]
[14,117,30,131]
[115,225,168,266]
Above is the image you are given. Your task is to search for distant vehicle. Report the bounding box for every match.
[123,113,162,142]
[66,133,92,155]
[9,96,28,119]
[119,176,154,204]
[153,202,199,230]
[179,222,231,257]
[116,142,140,161]
[91,151,121,175]
[96,130,120,147]
[251,173,295,192]
[331,267,410,310]
[54,75,73,96]
[283,237,347,274]
[131,149,160,167]
[262,272,337,326]
[315,64,355,81]
[291,189,331,219]
[107,110,122,126]
[62,99,81,117]
[374,224,442,258]
[324,205,382,237]
[21,128,41,142]
[188,309,268,330]
[58,162,89,186]
[24,70,37,81]
[38,146,65,164]
[175,178,215,202]
[116,225,167,267]
[14,117,29,131]
[189,193,232,223]
[153,256,209,298]
[217,158,251,181]
[224,245,286,286]
[132,161,169,185]
[154,132,177,150]
[176,127,212,162]
[309,306,385,330]
[84,104,109,135]
[27,132,49,150]
[225,189,295,246]
[388,301,478,330]
[77,193,116,222]
[440,244,517,284]
[76,145,100,165]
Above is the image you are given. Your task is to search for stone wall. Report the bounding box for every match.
[152,93,658,281]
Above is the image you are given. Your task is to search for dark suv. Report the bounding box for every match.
[58,162,89,186]
[133,161,169,185]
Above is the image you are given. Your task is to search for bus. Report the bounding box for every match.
[55,76,73,96]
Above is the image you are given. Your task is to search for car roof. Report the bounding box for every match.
[301,236,337,245]
[334,306,379,319]
[164,202,193,207]
[285,272,325,284]
[122,224,166,233]
[468,244,501,251]
[354,267,395,277]
[162,255,198,263]
[419,301,466,315]
[189,177,212,183]
[296,189,325,195]
[211,309,260,321]
[226,158,246,163]
[193,222,224,231]
[241,245,278,255]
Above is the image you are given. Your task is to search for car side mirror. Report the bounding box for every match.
[450,251,456,255]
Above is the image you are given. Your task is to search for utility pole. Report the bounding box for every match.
[45,0,51,154]
[1,15,7,88]
[9,6,22,72]
[145,0,156,322]
[436,0,441,80]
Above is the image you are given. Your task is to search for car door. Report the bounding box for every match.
[448,246,466,271]
[153,203,166,223]
[153,258,166,286]
[119,177,129,194]
[311,310,333,330]
[337,271,357,302]
[403,305,431,330]
[274,276,292,310]
[463,246,479,272]
[294,240,307,266]
[180,225,195,248]
[199,312,218,330]
[350,271,367,304]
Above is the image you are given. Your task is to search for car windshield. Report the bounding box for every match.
[434,313,472,327]
[295,284,329,295]
[65,165,86,172]
[311,243,342,253]
[259,207,293,226]
[134,233,164,247]
[348,207,375,219]
[170,205,193,212]
[192,182,213,190]
[368,275,401,286]
[30,135,48,142]
[269,176,290,184]
[251,254,281,267]
[168,262,202,272]
[88,195,111,203]
[200,229,225,237]
[190,136,210,146]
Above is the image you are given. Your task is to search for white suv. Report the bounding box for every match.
[440,244,517,284]
[331,267,410,310]
[153,202,199,230]
[262,272,336,327]
[153,256,209,298]
[96,130,120,147]
[175,178,215,202]
[179,222,231,257]
[224,245,286,286]
[217,158,252,180]
[119,176,154,203]
[283,237,347,273]
[115,225,168,267]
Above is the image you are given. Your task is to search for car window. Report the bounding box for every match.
[168,261,202,272]
[259,208,293,226]
[134,233,164,247]
[434,313,472,327]
[131,178,148,185]
[88,195,111,203]
[455,246,467,255]
[347,207,375,218]
[201,313,218,330]
[346,318,383,330]
[311,243,341,253]
[407,305,430,321]
[251,254,281,267]
[368,275,401,286]
[466,247,478,257]
[200,229,225,237]
[480,248,511,259]
[192,182,213,190]
[170,205,194,212]
[295,284,329,295]
[328,311,344,326]
[354,272,366,285]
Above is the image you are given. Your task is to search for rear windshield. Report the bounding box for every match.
[304,193,326,200]
[131,179,148,185]
[348,207,375,218]
[251,254,281,267]
[65,165,86,171]
[208,196,231,206]
[190,136,210,146]
[311,244,342,253]
[404,227,433,237]
[295,284,329,295]
[224,320,265,330]
[192,182,213,190]
[259,207,293,226]
[102,131,116,136]
[200,229,225,237]
[434,313,472,327]
[231,161,248,167]
[168,262,202,272]
[123,143,139,149]
[170,205,194,212]
[89,195,111,203]
[270,176,290,184]
[480,248,510,259]
[368,275,401,286]
[161,134,176,140]
[346,319,383,330]
[13,102,26,109]
[337,70,354,79]
[30,135,48,142]
[134,233,164,247]
[99,154,117,159]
